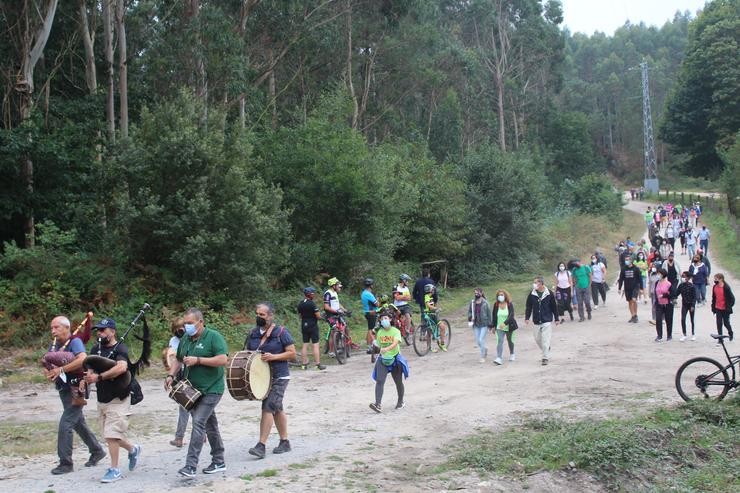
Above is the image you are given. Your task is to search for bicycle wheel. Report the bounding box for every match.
[438,319,451,349]
[675,356,730,401]
[413,323,431,357]
[333,331,347,365]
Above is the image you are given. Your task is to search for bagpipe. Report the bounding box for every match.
[83,303,152,404]
[41,311,94,371]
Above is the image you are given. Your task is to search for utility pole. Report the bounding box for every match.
[641,60,658,193]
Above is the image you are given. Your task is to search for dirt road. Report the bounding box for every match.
[1,200,735,492]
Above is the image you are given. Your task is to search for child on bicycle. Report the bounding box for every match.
[369,313,409,413]
[424,284,447,352]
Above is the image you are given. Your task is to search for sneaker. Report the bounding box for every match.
[369,403,382,413]
[128,444,141,471]
[202,462,226,474]
[178,465,196,478]
[541,359,549,366]
[578,318,585,322]
[649,320,656,325]
[602,301,607,307]
[396,401,405,409]
[51,463,73,475]
[273,439,291,454]
[100,467,122,483]
[169,438,183,448]
[438,342,448,352]
[248,442,266,459]
[654,337,663,343]
[667,337,673,341]
[478,358,485,363]
[430,347,438,353]
[327,352,335,358]
[593,305,598,310]
[300,364,308,370]
[493,357,503,365]
[680,336,686,342]
[691,335,696,341]
[85,450,107,467]
[509,354,516,362]
[588,312,592,320]
[316,364,327,370]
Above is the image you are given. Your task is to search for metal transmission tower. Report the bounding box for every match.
[641,60,659,193]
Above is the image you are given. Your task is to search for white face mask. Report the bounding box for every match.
[532,283,539,290]
[559,266,565,271]
[497,295,505,302]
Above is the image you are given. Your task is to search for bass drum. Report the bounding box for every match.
[227,350,272,401]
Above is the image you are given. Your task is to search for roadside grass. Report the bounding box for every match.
[447,398,740,492]
[700,210,740,279]
[0,420,58,456]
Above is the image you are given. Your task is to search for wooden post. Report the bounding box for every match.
[681,192,685,203]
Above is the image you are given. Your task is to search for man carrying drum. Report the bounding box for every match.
[44,316,106,475]
[164,308,228,478]
[246,302,297,459]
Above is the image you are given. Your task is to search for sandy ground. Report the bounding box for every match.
[0,200,736,493]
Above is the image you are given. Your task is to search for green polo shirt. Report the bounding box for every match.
[176,327,228,395]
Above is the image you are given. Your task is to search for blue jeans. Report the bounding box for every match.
[57,388,104,465]
[495,329,515,359]
[185,393,225,468]
[472,326,487,358]
[700,239,708,253]
[175,405,190,439]
[694,283,707,303]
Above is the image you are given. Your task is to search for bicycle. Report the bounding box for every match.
[413,311,451,357]
[396,312,414,346]
[323,312,354,365]
[675,333,739,401]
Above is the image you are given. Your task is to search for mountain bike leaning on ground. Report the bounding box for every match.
[675,334,739,401]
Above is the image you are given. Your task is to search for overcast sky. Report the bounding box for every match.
[560,0,708,35]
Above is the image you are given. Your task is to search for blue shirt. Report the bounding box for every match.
[246,326,295,379]
[361,289,378,313]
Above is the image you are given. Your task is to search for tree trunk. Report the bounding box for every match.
[495,67,506,152]
[115,0,128,139]
[268,47,277,129]
[346,0,359,130]
[102,0,115,142]
[78,0,97,93]
[15,0,60,247]
[187,0,208,124]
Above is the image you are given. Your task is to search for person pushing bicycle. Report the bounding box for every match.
[394,274,414,333]
[424,284,447,352]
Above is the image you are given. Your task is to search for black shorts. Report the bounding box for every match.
[397,305,412,316]
[365,312,377,331]
[624,287,640,301]
[262,378,288,414]
[301,321,319,343]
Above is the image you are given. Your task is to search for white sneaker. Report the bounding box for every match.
[680,336,686,342]
[509,354,516,362]
[593,305,598,310]
[691,335,696,341]
[478,358,485,364]
[493,357,503,365]
[602,301,606,307]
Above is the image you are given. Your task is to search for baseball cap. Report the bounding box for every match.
[94,318,116,330]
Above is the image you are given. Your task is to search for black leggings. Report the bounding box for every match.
[374,359,404,407]
[655,303,674,339]
[591,282,606,305]
[715,310,733,337]
[681,304,695,336]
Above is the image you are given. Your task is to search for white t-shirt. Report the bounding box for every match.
[555,271,571,289]
[169,336,181,350]
[394,284,410,307]
[591,262,606,283]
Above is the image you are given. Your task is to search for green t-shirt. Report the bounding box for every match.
[177,327,228,395]
[496,305,510,331]
[572,265,592,289]
[634,259,648,278]
[376,326,401,365]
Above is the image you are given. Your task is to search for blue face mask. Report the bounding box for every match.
[380,319,391,328]
[184,323,197,336]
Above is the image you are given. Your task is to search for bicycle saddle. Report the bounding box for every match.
[710,333,730,340]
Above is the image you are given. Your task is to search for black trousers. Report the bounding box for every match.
[591,282,606,305]
[681,304,695,336]
[655,303,674,339]
[715,310,733,337]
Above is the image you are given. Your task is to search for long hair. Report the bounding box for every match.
[495,289,512,304]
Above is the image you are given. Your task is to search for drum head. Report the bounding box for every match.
[248,357,271,400]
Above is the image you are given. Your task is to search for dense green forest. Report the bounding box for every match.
[0,0,737,342]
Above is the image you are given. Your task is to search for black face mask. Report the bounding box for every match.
[175,328,185,338]
[98,336,110,346]
[714,280,719,285]
[255,316,268,327]
[474,293,481,299]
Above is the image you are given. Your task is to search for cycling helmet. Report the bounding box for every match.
[379,294,390,304]
[424,283,435,293]
[327,277,340,287]
[303,286,317,295]
[363,278,374,287]
[399,273,411,282]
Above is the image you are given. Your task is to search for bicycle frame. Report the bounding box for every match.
[420,312,440,339]
[324,315,352,345]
